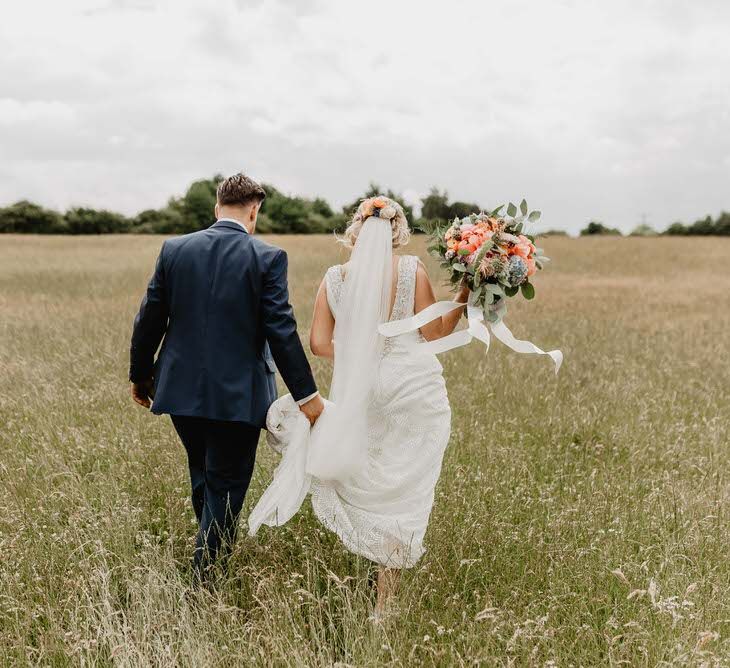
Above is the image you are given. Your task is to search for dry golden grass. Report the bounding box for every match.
[1,234,729,666]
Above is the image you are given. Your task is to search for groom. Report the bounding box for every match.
[129,172,324,578]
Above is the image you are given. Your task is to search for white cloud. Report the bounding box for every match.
[0,0,729,232]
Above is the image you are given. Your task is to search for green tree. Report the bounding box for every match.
[64,208,130,234]
[311,197,334,218]
[630,223,657,236]
[580,221,622,236]
[180,176,223,231]
[714,211,730,235]
[132,208,187,234]
[448,200,482,219]
[664,222,688,235]
[420,187,450,221]
[0,200,66,233]
[688,215,715,235]
[260,184,310,233]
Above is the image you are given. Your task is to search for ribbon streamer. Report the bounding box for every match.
[378,296,563,374]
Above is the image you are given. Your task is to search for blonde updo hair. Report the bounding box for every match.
[340,195,411,249]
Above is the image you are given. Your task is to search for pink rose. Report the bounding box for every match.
[525,257,537,276]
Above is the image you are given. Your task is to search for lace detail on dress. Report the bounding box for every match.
[326,257,423,356]
[383,255,422,356]
[325,265,344,316]
[389,255,418,322]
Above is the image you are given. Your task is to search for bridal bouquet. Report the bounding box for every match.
[423,200,549,322]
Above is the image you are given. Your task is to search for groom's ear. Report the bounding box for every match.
[214,202,220,219]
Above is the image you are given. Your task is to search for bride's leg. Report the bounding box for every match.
[375,566,401,616]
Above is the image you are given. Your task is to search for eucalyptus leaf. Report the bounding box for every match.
[484,291,495,305]
[490,204,504,216]
[520,199,528,216]
[528,210,541,222]
[452,263,466,272]
[507,202,517,217]
[486,283,504,296]
[521,282,535,300]
[505,285,519,297]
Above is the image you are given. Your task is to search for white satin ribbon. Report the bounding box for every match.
[378,297,563,374]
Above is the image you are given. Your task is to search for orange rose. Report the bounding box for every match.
[372,198,387,208]
[519,234,536,254]
[526,257,537,276]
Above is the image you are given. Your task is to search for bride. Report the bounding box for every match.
[304,196,469,616]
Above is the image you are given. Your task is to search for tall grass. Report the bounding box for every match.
[1,234,729,665]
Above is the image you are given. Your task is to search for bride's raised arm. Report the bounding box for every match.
[310,277,335,359]
[414,260,470,341]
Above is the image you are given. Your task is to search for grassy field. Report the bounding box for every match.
[1,233,729,666]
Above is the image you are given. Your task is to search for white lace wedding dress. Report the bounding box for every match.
[310,255,452,568]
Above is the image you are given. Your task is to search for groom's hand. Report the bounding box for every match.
[299,394,324,426]
[131,379,155,409]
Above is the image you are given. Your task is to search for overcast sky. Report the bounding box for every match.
[1,0,729,233]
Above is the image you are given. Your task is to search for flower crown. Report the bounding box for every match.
[360,196,398,222]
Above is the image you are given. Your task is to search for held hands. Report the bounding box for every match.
[131,379,155,409]
[299,394,325,426]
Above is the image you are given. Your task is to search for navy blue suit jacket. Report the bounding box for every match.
[129,220,317,426]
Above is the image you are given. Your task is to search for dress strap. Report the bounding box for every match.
[325,265,343,316]
[390,255,419,322]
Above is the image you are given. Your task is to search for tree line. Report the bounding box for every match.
[579,214,730,237]
[0,176,728,236]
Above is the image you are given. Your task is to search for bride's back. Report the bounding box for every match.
[324,254,424,353]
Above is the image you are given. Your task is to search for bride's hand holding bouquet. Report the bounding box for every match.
[381,199,562,372]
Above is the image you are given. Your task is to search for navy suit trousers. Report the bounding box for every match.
[171,415,260,574]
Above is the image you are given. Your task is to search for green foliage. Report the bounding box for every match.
[630,224,658,237]
[421,187,450,221]
[65,207,131,234]
[663,212,730,236]
[133,208,188,234]
[580,221,622,236]
[181,176,223,231]
[520,282,535,300]
[3,176,729,237]
[0,200,67,233]
[261,183,344,234]
[664,222,688,235]
[420,187,480,224]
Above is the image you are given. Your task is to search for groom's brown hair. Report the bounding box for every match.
[217,173,266,207]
